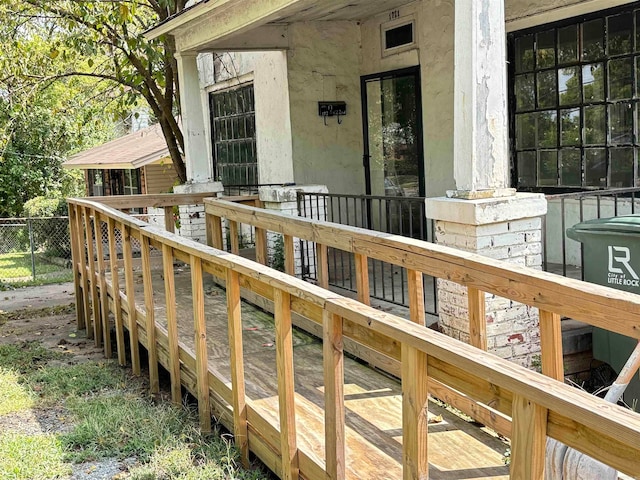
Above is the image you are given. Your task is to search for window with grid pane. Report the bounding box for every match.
[509,5,640,189]
[209,84,257,186]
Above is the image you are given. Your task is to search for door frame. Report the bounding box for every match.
[360,66,425,197]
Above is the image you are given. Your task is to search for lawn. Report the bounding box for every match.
[0,251,72,284]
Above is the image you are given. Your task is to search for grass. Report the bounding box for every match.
[0,251,72,287]
[0,341,269,479]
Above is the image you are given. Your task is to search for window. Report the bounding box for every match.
[509,4,640,189]
[381,18,416,56]
[88,169,104,196]
[123,169,140,195]
[209,84,257,186]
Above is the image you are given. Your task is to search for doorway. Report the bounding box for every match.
[362,66,424,198]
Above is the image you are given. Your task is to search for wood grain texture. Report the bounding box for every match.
[92,212,112,358]
[402,344,428,480]
[84,207,100,344]
[191,255,211,432]
[354,253,370,306]
[255,227,267,265]
[407,269,425,326]
[468,287,487,351]
[229,220,240,255]
[122,223,141,375]
[316,243,329,290]
[539,310,564,381]
[68,205,85,331]
[140,234,159,393]
[226,268,248,465]
[107,218,126,366]
[274,289,299,480]
[162,244,182,404]
[164,206,175,233]
[511,395,547,480]
[210,215,224,250]
[284,235,295,277]
[323,311,345,480]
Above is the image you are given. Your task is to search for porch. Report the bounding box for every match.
[68,193,640,479]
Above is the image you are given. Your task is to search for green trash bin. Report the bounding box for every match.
[567,215,640,407]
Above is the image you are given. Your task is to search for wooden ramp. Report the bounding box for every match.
[125,267,509,479]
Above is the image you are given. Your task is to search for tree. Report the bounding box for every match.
[1,0,188,183]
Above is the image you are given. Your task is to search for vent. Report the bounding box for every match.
[384,22,413,50]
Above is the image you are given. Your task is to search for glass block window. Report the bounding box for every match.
[209,84,258,186]
[509,5,640,189]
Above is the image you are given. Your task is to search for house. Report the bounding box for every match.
[145,0,640,365]
[63,122,180,197]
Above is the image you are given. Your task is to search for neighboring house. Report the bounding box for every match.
[145,0,640,365]
[63,122,179,197]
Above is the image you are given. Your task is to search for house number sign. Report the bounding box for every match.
[389,9,401,21]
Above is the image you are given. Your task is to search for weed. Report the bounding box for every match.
[0,433,71,480]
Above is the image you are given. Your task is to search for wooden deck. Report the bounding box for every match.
[122,267,509,479]
[67,194,640,480]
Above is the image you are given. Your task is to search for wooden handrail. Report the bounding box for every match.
[68,197,640,479]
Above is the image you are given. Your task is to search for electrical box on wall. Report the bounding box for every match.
[318,102,347,117]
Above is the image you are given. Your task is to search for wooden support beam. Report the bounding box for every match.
[122,223,141,375]
[229,220,240,255]
[274,289,299,480]
[323,311,345,480]
[107,218,126,366]
[255,227,267,265]
[164,206,175,233]
[510,394,547,480]
[226,268,249,466]
[162,244,182,404]
[316,243,329,290]
[402,344,429,480]
[354,253,370,306]
[191,255,211,432]
[140,234,159,393]
[408,269,425,326]
[540,310,564,381]
[209,215,224,250]
[68,205,85,331]
[77,207,92,335]
[468,287,487,350]
[284,234,295,276]
[85,207,101,346]
[93,212,112,358]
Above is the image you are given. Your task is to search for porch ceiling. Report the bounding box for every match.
[146,0,414,53]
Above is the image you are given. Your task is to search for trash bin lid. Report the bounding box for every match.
[567,215,640,241]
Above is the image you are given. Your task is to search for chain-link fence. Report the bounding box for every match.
[0,217,73,286]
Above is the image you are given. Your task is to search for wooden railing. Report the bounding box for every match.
[68,195,640,479]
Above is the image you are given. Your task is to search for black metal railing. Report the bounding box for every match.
[297,192,437,316]
[544,187,640,280]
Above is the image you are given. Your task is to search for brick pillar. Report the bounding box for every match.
[259,185,328,277]
[173,181,224,244]
[426,193,547,368]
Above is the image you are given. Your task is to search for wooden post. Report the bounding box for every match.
[140,234,159,393]
[540,310,564,381]
[85,207,102,346]
[284,234,295,276]
[122,223,141,375]
[226,268,249,465]
[191,255,211,432]
[229,220,240,255]
[107,218,126,366]
[162,244,182,404]
[274,289,299,480]
[408,269,425,326]
[401,344,429,480]
[74,206,91,333]
[323,311,345,480]
[316,243,329,290]
[354,253,370,306]
[164,206,175,233]
[68,205,85,331]
[510,394,547,479]
[210,215,224,250]
[468,287,487,351]
[255,227,268,265]
[93,212,112,358]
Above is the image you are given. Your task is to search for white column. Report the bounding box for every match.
[453,0,511,197]
[175,52,212,183]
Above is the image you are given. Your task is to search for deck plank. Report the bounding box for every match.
[119,268,509,480]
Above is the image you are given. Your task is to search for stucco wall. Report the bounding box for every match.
[361,1,456,198]
[285,22,365,195]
